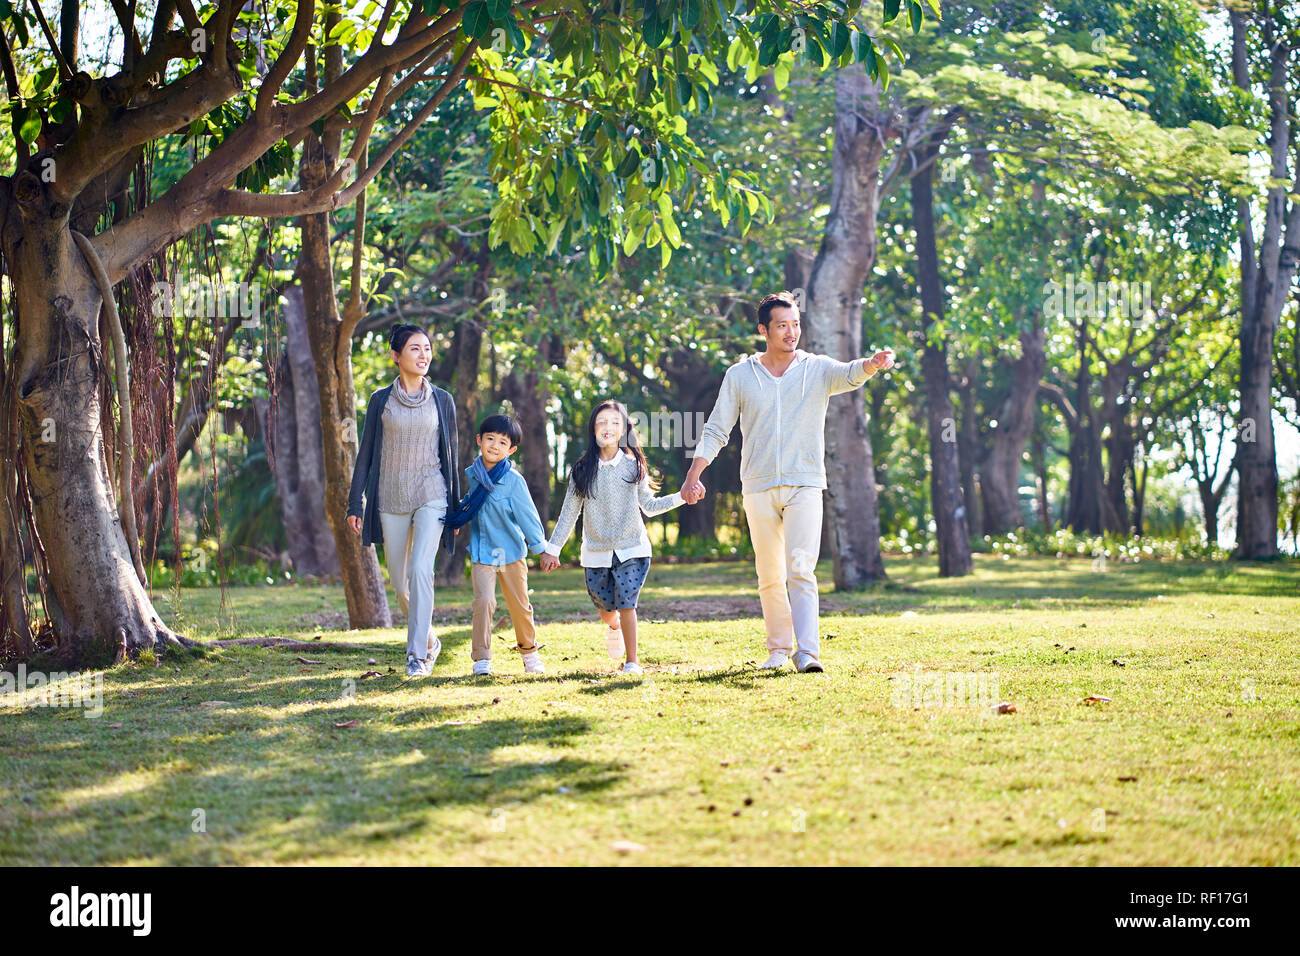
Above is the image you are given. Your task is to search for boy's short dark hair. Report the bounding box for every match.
[757,291,799,331]
[479,413,523,446]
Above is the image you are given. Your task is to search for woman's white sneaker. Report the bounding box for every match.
[621,661,643,675]
[472,659,493,676]
[522,651,545,674]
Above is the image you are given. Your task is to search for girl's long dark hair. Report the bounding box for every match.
[570,400,655,499]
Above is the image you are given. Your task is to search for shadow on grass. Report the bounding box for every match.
[0,655,626,864]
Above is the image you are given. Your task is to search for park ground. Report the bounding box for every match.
[1,554,1297,865]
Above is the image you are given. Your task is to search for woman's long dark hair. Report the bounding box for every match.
[570,400,655,499]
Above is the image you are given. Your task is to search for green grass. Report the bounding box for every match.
[2,554,1298,865]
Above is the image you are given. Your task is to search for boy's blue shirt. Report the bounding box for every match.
[460,463,547,565]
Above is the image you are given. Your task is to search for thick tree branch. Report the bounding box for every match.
[255,0,315,120]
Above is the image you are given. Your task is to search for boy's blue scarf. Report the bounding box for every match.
[444,456,512,530]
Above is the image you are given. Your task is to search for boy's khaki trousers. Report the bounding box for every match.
[742,485,823,659]
[471,559,538,661]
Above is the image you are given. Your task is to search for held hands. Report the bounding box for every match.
[346,515,362,535]
[680,479,706,505]
[539,553,560,572]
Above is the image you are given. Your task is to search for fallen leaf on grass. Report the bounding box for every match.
[991,701,1017,714]
[296,656,324,665]
[1111,659,1125,666]
[199,700,232,709]
[332,719,360,729]
[611,840,646,854]
[359,671,382,680]
[107,722,123,729]
[1080,695,1112,705]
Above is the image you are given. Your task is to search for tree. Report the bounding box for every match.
[1229,4,1291,559]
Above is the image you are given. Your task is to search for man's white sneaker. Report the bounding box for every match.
[794,652,824,674]
[622,661,643,675]
[406,654,425,677]
[759,651,791,670]
[604,624,625,659]
[424,636,442,672]
[472,659,493,676]
[522,651,545,674]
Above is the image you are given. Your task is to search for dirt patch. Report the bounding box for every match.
[296,592,864,632]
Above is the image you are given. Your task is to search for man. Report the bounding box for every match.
[681,291,896,673]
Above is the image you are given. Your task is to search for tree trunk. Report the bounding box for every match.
[1031,431,1052,532]
[662,346,729,542]
[957,356,983,538]
[801,68,888,586]
[268,285,342,578]
[436,258,488,587]
[982,323,1046,534]
[910,143,972,576]
[7,216,186,664]
[1232,9,1282,558]
[501,353,553,523]
[296,133,391,628]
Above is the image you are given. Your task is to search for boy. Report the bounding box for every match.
[448,413,548,676]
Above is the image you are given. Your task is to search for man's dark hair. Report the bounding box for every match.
[757,291,799,332]
[478,413,523,447]
[389,323,430,353]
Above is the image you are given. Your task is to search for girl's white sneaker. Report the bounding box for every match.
[604,625,625,660]
[522,651,545,674]
[621,661,643,675]
[472,659,493,676]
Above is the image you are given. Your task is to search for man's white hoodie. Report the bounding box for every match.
[692,349,872,494]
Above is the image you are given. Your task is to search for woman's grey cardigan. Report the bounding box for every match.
[346,383,460,554]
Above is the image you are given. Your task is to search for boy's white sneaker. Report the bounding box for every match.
[405,654,425,677]
[604,624,625,659]
[621,661,643,675]
[759,651,790,670]
[472,659,493,676]
[522,651,545,674]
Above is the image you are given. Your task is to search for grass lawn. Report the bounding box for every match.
[2,554,1298,865]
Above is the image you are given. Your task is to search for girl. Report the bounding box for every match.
[540,400,683,674]
[346,324,460,677]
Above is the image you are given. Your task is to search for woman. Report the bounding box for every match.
[346,324,460,677]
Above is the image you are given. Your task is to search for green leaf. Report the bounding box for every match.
[909,0,923,34]
[0,0,12,17]
[33,66,57,95]
[682,0,702,31]
[643,15,670,48]
[616,147,642,179]
[924,0,942,18]
[884,0,902,22]
[422,0,441,15]
[676,74,692,107]
[48,97,73,123]
[487,0,510,20]
[806,36,824,67]
[829,21,849,58]
[623,225,645,257]
[16,106,41,145]
[463,1,492,40]
[851,30,873,64]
